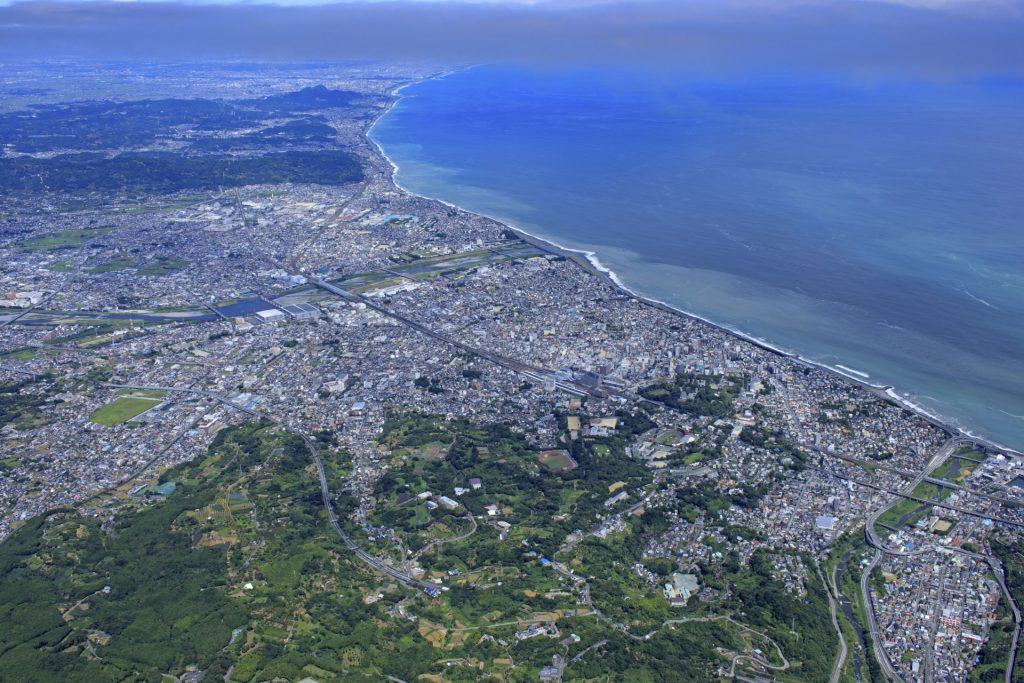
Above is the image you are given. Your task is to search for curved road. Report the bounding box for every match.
[301,431,439,592]
[858,438,963,682]
[108,383,440,594]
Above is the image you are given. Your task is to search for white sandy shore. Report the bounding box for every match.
[367,74,1021,457]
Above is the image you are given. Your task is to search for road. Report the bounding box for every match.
[413,512,477,559]
[984,555,1023,683]
[822,448,1021,509]
[724,616,792,679]
[859,551,901,682]
[857,439,961,682]
[0,300,45,327]
[558,492,653,555]
[864,439,959,553]
[311,278,604,399]
[300,430,438,592]
[108,383,440,594]
[570,639,607,664]
[818,562,849,683]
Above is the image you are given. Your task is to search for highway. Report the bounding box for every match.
[813,467,1024,540]
[851,438,1024,683]
[818,562,849,683]
[108,383,440,594]
[856,439,960,683]
[859,551,901,682]
[300,431,439,592]
[822,448,1022,510]
[992,556,1023,683]
[807,447,1024,559]
[864,439,960,553]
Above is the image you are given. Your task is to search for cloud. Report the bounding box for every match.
[0,0,1021,77]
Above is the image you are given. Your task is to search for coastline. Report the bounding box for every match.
[366,74,1020,458]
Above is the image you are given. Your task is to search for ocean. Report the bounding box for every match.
[371,66,1024,451]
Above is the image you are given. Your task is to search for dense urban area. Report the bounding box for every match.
[1,61,1023,683]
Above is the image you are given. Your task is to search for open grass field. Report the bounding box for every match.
[414,441,450,460]
[874,483,940,532]
[20,227,111,251]
[655,429,685,446]
[87,256,136,273]
[89,396,162,425]
[115,388,167,400]
[0,348,38,361]
[137,256,190,276]
[932,452,981,484]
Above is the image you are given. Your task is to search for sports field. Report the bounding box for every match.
[90,396,162,426]
[538,450,577,473]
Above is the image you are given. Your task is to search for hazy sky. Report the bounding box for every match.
[1,0,1022,76]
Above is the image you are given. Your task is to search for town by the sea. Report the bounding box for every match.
[372,66,1024,450]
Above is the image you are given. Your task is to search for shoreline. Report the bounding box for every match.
[366,74,1020,458]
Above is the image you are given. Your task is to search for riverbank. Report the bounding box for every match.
[367,72,1019,458]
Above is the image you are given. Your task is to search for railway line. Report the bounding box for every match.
[311,278,605,399]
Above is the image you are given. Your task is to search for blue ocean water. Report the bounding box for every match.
[372,67,1024,450]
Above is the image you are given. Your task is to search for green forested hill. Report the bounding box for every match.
[0,150,362,194]
[0,415,836,682]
